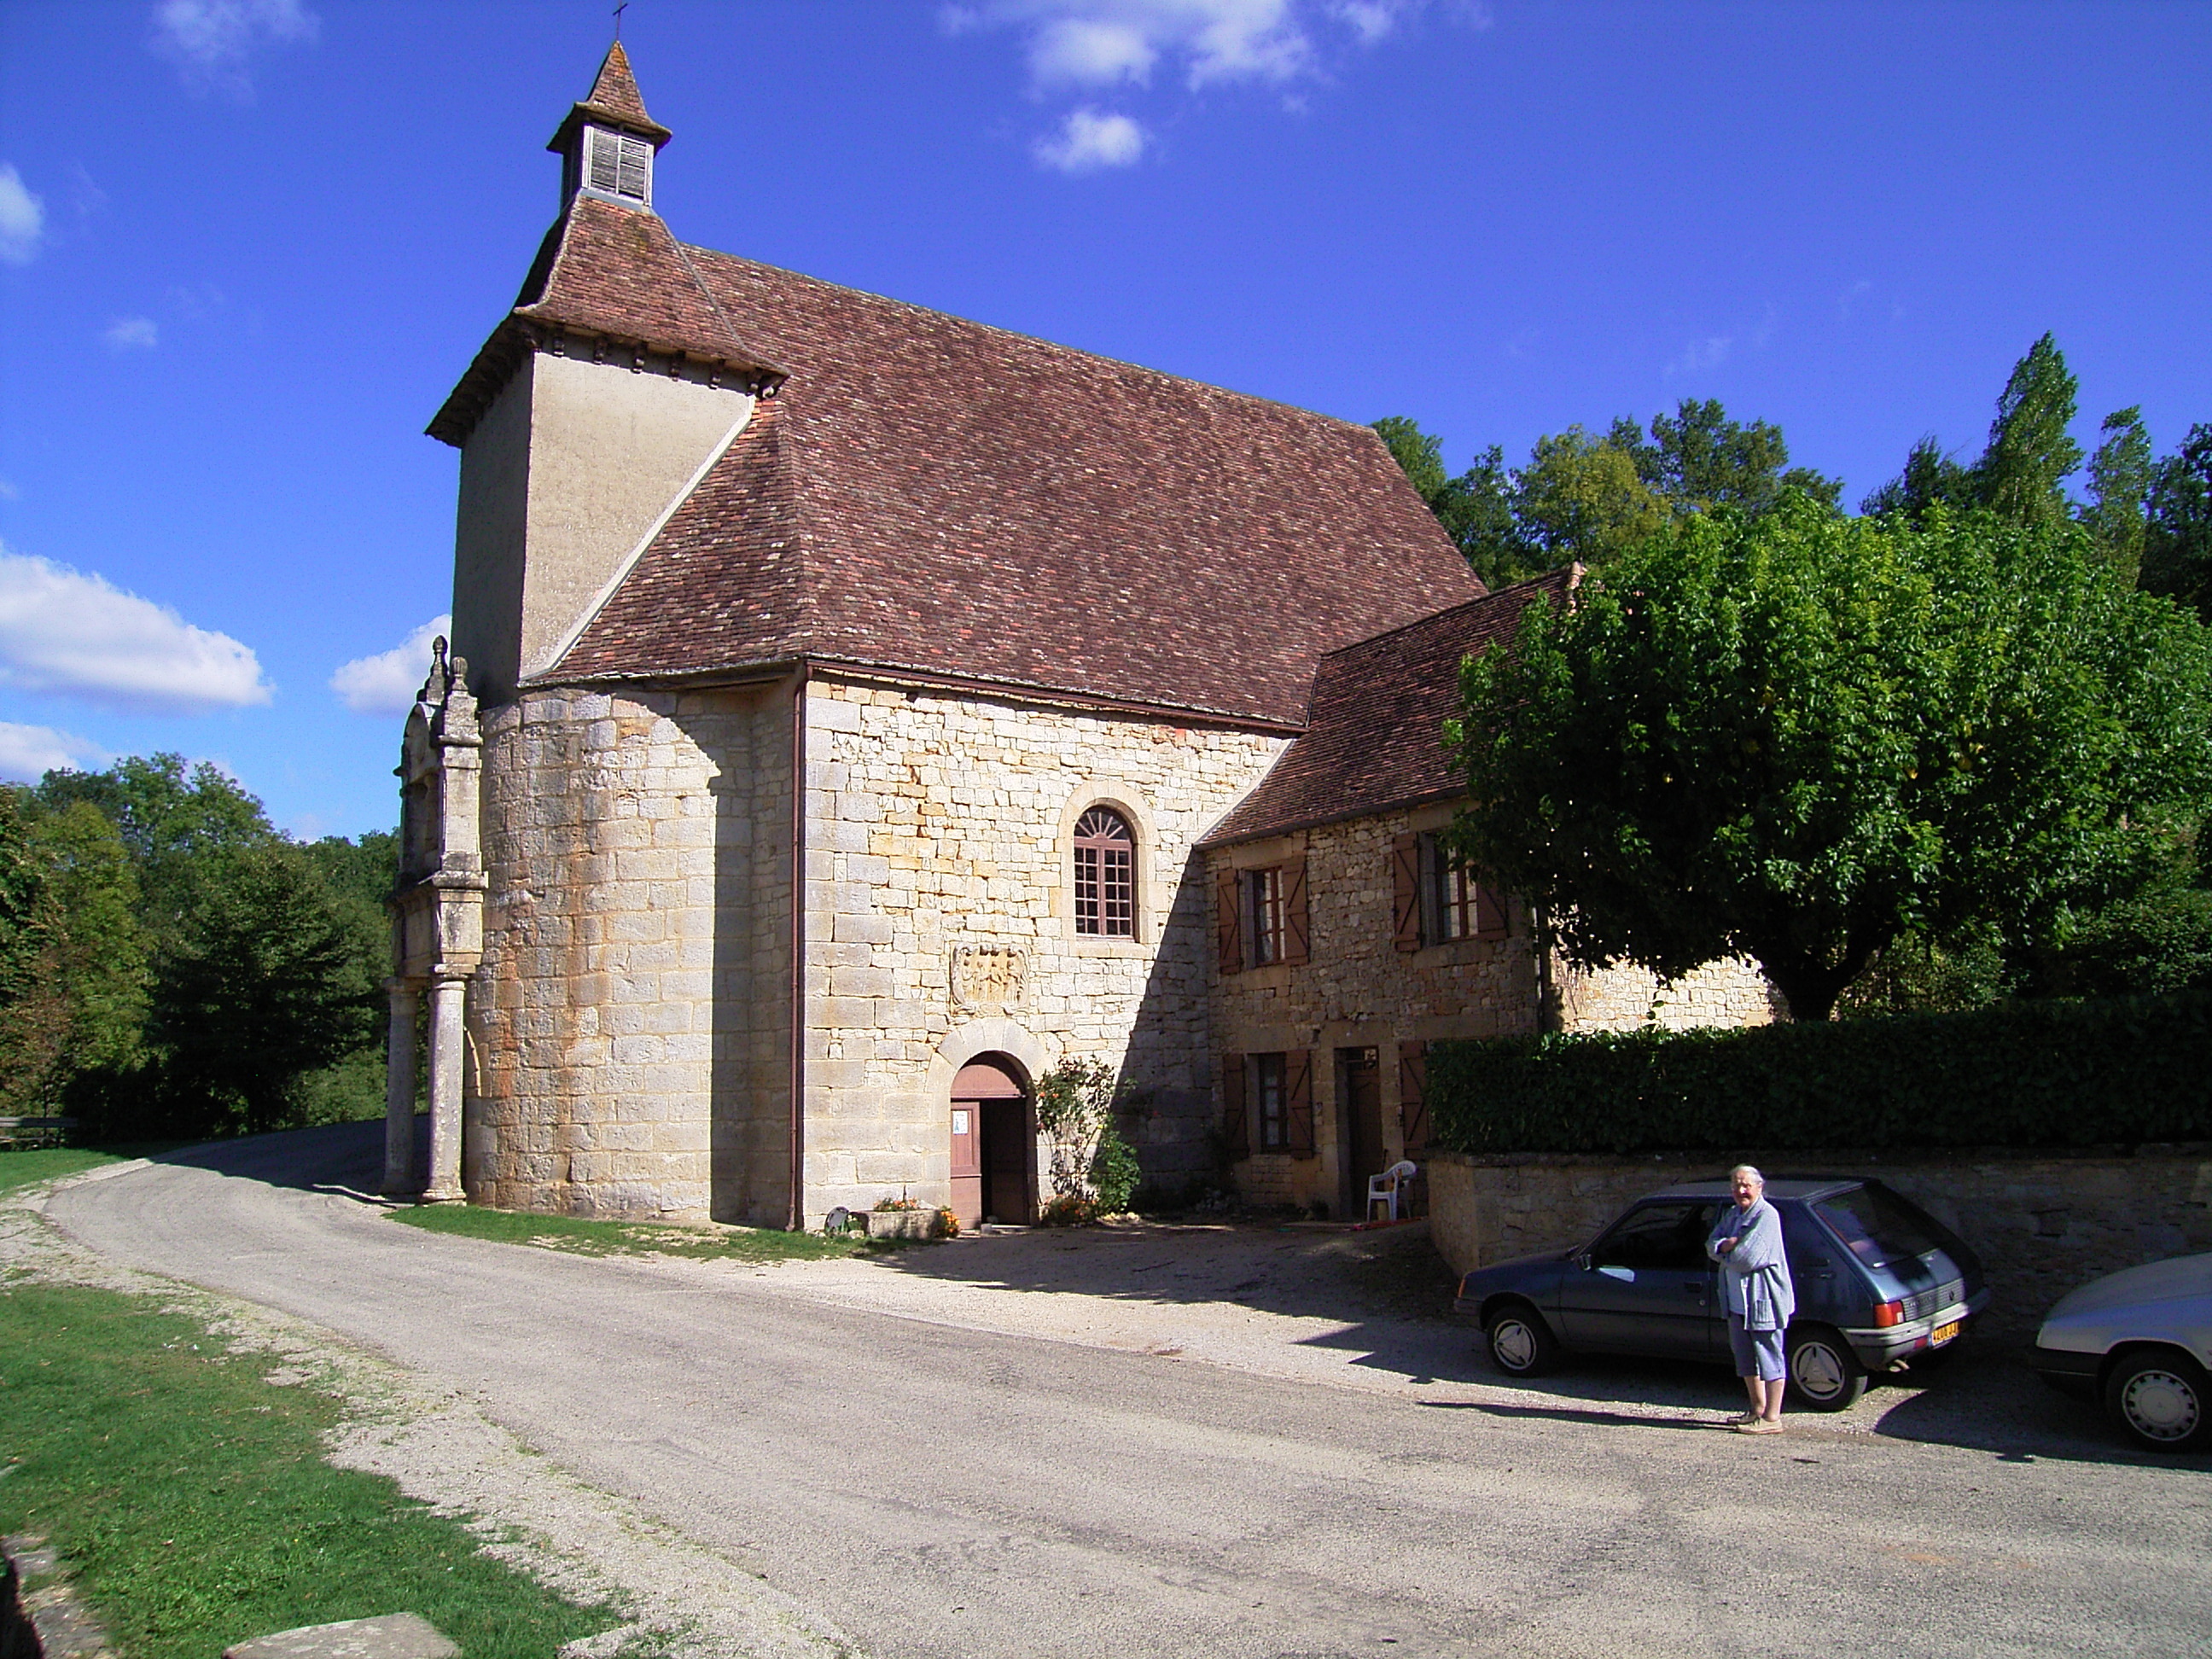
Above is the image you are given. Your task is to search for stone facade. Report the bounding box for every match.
[1209,798,1777,1214]
[1428,1146,2212,1333]
[798,674,1286,1223]
[465,680,792,1222]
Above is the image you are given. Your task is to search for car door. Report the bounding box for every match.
[1557,1200,1724,1357]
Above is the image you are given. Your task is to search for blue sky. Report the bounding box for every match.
[1,1,2207,839]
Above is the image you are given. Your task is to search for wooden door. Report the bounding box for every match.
[949,1104,981,1230]
[953,1057,1027,1227]
[1340,1047,1385,1218]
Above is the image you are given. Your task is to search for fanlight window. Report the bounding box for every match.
[1073,806,1136,937]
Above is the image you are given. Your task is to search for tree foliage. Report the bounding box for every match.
[2142,422,2212,622]
[2,756,397,1139]
[1376,399,1837,589]
[1446,503,2212,1021]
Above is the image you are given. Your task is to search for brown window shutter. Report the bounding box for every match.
[1286,1050,1315,1158]
[1282,856,1311,966]
[1221,1054,1249,1159]
[1476,880,1509,941]
[1398,1040,1429,1153]
[1391,834,1422,952]
[1214,865,1244,975]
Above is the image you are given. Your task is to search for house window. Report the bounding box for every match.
[1248,866,1286,964]
[585,126,654,205]
[1254,1052,1288,1150]
[1394,833,1508,951]
[1214,856,1309,974]
[1073,806,1136,937]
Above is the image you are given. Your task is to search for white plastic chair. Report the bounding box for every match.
[1366,1160,1419,1223]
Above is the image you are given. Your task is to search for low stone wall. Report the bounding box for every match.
[1429,1145,2212,1333]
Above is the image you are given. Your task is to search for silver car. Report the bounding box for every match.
[2032,1253,2212,1452]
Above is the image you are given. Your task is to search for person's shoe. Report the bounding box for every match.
[1734,1418,1784,1435]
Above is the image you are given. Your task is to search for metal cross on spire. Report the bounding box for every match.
[613,2,628,38]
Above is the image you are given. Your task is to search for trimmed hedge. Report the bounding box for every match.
[1428,989,2212,1155]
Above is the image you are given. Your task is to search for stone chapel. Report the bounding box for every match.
[385,44,1773,1229]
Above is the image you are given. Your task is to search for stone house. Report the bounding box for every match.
[385,44,1773,1227]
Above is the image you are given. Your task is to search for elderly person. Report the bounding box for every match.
[1708,1164,1796,1433]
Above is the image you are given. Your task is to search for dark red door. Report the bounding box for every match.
[950,1103,981,1229]
[952,1057,1027,1227]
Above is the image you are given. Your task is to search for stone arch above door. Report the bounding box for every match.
[930,1018,1051,1099]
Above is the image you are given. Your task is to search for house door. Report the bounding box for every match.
[1339,1046,1384,1219]
[952,1056,1029,1228]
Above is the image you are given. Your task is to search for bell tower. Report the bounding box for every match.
[548,41,672,212]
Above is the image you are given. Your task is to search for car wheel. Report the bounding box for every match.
[2103,1350,2211,1452]
[1484,1302,1559,1378]
[1786,1325,1869,1411]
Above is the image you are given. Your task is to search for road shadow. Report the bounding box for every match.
[145,1118,394,1202]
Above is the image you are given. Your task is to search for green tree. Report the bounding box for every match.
[26,800,150,1075]
[2142,422,2212,622]
[1973,332,2083,527]
[2081,406,2155,584]
[0,791,72,1115]
[1377,400,1834,589]
[1614,399,1842,517]
[1447,503,2212,1021]
[148,844,383,1136]
[1864,334,2086,528]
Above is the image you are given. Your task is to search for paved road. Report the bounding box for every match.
[48,1128,2212,1659]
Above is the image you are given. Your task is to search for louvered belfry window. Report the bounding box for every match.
[1073,806,1136,937]
[586,127,653,205]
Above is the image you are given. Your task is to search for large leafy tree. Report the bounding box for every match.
[1447,503,2212,1021]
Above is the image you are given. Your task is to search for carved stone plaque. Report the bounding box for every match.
[950,944,1027,1014]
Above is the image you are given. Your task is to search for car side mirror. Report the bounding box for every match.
[1574,1252,1592,1272]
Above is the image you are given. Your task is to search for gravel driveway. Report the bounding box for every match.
[32,1123,2212,1659]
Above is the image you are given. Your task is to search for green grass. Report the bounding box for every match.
[0,1145,130,1197]
[0,1281,613,1659]
[388,1202,906,1261]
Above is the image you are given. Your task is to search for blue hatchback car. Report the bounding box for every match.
[1453,1178,1991,1409]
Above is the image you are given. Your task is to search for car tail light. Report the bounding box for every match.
[1872,1300,1905,1329]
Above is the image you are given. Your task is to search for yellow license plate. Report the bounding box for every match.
[1929,1320,1960,1347]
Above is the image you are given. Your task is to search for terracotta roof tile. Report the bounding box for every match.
[1199,567,1580,846]
[547,41,672,150]
[551,246,1484,725]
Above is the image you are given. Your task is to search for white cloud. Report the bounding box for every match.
[958,2,1340,92]
[1328,0,1415,45]
[1033,18,1160,83]
[0,479,19,501]
[0,546,271,712]
[1666,335,1733,376]
[150,0,317,97]
[104,316,160,352]
[329,614,451,715]
[0,163,45,265]
[1035,108,1150,172]
[0,722,108,783]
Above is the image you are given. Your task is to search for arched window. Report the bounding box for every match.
[1073,806,1136,937]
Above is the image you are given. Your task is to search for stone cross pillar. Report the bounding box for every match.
[422,972,469,1203]
[390,637,486,1207]
[381,979,421,1196]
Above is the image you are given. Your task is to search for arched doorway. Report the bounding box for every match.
[950,1054,1031,1229]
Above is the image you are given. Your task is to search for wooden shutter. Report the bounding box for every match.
[1398,1040,1429,1154]
[1391,834,1423,952]
[1221,1054,1250,1159]
[1476,879,1509,941]
[1285,1050,1315,1158]
[1282,857,1311,966]
[1214,866,1244,975]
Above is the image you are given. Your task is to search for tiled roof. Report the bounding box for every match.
[1199,567,1581,846]
[427,197,785,446]
[546,242,1485,725]
[548,41,672,149]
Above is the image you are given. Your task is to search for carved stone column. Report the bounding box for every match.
[422,972,469,1204]
[381,978,421,1196]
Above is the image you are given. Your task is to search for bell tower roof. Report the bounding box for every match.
[547,41,672,157]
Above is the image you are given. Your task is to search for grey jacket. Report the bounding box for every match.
[1708,1197,1797,1331]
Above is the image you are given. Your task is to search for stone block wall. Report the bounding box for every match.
[798,675,1286,1224]
[467,682,792,1222]
[1429,1146,2212,1333]
[1209,800,1777,1215]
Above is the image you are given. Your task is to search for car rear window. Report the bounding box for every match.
[1813,1185,1945,1270]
